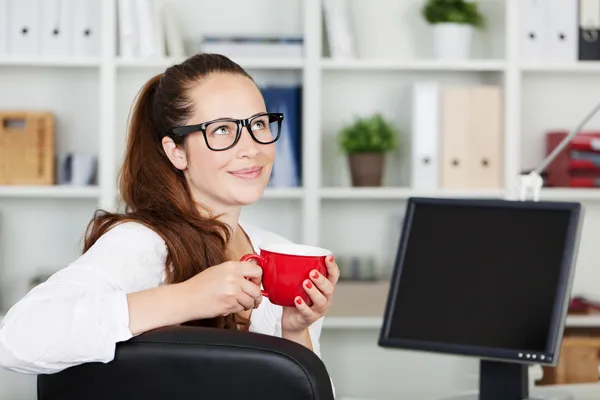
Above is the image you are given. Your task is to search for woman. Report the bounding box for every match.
[0,53,340,375]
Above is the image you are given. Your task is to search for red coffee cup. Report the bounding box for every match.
[240,243,332,307]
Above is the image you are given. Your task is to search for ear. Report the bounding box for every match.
[162,136,188,170]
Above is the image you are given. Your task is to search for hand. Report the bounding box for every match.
[179,261,263,321]
[281,255,340,334]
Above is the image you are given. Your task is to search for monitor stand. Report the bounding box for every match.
[439,359,574,400]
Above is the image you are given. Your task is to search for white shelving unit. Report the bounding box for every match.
[2,1,600,398]
[1,0,600,325]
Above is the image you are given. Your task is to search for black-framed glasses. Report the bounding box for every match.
[170,112,284,151]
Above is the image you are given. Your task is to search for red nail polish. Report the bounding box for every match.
[305,280,313,289]
[328,255,334,263]
[312,270,319,279]
[295,297,302,305]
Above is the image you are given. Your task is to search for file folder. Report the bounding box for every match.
[411,82,441,191]
[40,0,72,56]
[8,0,40,55]
[578,0,600,60]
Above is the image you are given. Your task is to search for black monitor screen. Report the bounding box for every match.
[380,198,582,364]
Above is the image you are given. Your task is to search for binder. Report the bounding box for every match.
[71,0,101,56]
[322,0,357,58]
[519,0,548,64]
[0,0,7,55]
[8,0,40,55]
[117,0,138,57]
[411,82,441,191]
[261,85,302,187]
[546,0,578,63]
[468,86,503,189]
[440,86,471,189]
[135,0,156,58]
[40,0,72,56]
[578,0,600,60]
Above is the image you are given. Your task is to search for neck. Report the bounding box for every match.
[192,198,242,236]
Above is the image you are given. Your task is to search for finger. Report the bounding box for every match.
[303,279,328,312]
[324,255,340,285]
[294,296,317,321]
[241,278,263,308]
[238,262,263,286]
[237,292,255,311]
[309,269,334,297]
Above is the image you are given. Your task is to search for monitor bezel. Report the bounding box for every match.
[378,197,584,367]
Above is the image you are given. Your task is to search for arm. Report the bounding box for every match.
[0,222,172,374]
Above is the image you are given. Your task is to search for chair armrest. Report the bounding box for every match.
[37,325,335,400]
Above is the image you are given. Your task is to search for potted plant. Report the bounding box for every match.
[338,114,398,187]
[422,0,485,60]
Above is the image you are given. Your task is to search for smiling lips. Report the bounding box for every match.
[228,166,263,180]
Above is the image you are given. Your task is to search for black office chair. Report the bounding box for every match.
[37,325,335,400]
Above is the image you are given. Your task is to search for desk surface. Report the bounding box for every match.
[338,383,600,400]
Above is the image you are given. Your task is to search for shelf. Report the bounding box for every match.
[262,187,304,199]
[0,185,101,199]
[320,187,506,200]
[323,314,600,330]
[323,316,383,329]
[320,58,506,72]
[116,56,304,70]
[521,62,600,73]
[538,188,600,201]
[0,56,101,67]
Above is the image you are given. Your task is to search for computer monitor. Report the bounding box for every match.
[378,197,584,400]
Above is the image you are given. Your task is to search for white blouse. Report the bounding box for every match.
[0,220,325,375]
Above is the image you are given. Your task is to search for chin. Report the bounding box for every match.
[228,182,268,206]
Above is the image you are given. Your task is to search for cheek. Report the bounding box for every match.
[186,139,230,177]
[264,144,276,163]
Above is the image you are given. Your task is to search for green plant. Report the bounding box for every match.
[422,0,485,29]
[338,114,398,154]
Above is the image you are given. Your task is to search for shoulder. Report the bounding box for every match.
[85,221,168,263]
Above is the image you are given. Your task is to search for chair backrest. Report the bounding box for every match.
[37,325,335,400]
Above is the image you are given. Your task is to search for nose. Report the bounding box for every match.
[235,125,261,158]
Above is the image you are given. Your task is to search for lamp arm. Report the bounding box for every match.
[519,100,600,201]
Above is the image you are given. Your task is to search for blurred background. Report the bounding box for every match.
[1,0,600,398]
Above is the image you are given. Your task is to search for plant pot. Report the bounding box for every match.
[348,152,384,187]
[432,23,473,60]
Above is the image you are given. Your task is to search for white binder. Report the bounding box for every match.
[519,0,548,64]
[8,0,40,55]
[411,82,441,191]
[546,0,578,63]
[322,0,357,58]
[0,0,7,55]
[40,0,72,56]
[71,0,100,56]
[117,0,138,58]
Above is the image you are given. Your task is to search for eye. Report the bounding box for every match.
[212,125,230,135]
[252,118,267,130]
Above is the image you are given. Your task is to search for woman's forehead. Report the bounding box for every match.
[187,73,266,121]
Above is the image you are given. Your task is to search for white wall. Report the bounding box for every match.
[1,0,600,399]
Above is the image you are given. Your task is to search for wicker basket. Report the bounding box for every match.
[0,111,55,185]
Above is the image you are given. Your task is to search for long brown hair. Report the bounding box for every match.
[83,53,256,330]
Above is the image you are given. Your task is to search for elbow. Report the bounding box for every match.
[0,322,42,375]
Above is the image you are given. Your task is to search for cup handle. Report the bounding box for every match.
[240,254,268,297]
